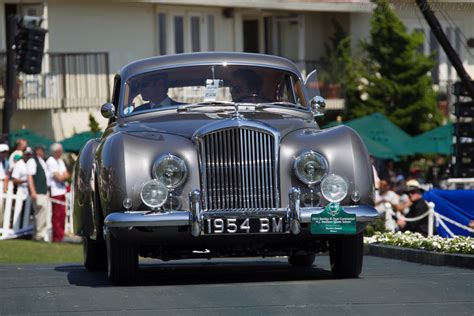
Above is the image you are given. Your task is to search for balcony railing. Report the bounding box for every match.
[0,52,110,110]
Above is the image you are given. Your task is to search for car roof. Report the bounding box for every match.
[118,52,302,81]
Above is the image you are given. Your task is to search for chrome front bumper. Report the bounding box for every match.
[104,188,380,236]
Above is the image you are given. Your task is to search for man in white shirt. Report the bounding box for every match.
[375,179,401,232]
[27,146,50,241]
[8,138,27,173]
[11,148,33,197]
[46,143,70,242]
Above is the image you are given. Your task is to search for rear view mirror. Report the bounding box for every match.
[310,96,326,117]
[101,103,116,119]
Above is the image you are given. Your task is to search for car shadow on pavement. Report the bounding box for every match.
[55,259,335,287]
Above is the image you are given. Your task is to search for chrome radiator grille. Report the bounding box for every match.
[198,127,278,210]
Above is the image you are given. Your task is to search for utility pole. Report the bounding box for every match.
[416,0,474,179]
[1,15,18,144]
[415,0,474,99]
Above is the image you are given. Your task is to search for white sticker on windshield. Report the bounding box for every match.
[204,79,222,102]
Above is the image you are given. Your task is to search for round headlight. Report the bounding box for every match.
[153,154,187,189]
[294,151,328,185]
[140,180,168,209]
[321,174,348,203]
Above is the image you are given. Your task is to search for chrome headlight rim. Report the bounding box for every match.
[152,153,188,189]
[293,150,329,185]
[139,179,168,209]
[320,173,348,203]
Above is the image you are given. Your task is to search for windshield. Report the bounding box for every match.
[121,65,307,116]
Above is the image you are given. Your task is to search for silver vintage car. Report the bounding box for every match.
[73,52,379,285]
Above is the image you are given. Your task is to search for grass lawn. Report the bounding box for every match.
[0,239,83,264]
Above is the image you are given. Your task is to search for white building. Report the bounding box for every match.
[0,0,473,140]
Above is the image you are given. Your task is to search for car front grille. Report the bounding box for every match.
[197,127,278,210]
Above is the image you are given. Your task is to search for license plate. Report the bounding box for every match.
[204,217,286,234]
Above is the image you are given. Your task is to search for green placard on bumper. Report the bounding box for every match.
[311,203,356,234]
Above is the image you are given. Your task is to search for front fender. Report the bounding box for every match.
[279,126,374,207]
[73,138,100,236]
[96,131,200,216]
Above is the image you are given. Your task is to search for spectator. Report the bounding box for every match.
[47,143,70,242]
[375,179,400,232]
[397,179,430,236]
[27,146,50,242]
[8,138,27,172]
[375,179,400,214]
[0,144,9,193]
[11,148,33,197]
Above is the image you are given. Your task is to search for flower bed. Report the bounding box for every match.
[365,231,474,255]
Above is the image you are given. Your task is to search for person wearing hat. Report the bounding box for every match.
[11,147,34,197]
[27,146,50,241]
[396,179,430,236]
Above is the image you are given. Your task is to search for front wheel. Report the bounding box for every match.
[106,231,138,285]
[329,232,363,278]
[83,237,107,271]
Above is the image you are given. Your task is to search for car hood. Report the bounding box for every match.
[116,111,318,140]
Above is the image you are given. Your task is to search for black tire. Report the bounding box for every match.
[83,236,107,271]
[288,253,316,267]
[329,232,363,278]
[106,231,138,285]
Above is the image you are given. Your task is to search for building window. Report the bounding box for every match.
[174,16,184,54]
[191,16,201,52]
[158,13,167,55]
[207,15,215,51]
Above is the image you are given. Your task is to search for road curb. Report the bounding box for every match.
[364,243,474,269]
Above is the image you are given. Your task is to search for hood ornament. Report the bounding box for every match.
[231,103,244,119]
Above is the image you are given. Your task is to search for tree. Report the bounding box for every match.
[88,113,101,134]
[347,0,441,135]
[320,20,350,85]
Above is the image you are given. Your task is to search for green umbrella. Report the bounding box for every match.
[407,123,453,155]
[60,131,102,154]
[9,129,53,149]
[345,113,413,157]
[360,136,399,160]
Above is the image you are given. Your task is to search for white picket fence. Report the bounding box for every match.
[383,201,474,237]
[0,182,73,241]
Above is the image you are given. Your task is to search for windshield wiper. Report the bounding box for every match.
[177,101,236,112]
[255,102,302,110]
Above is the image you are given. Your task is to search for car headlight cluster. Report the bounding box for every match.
[153,154,188,189]
[293,151,328,185]
[138,153,188,210]
[321,174,348,203]
[294,151,349,203]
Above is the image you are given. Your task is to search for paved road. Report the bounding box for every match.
[0,255,473,315]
